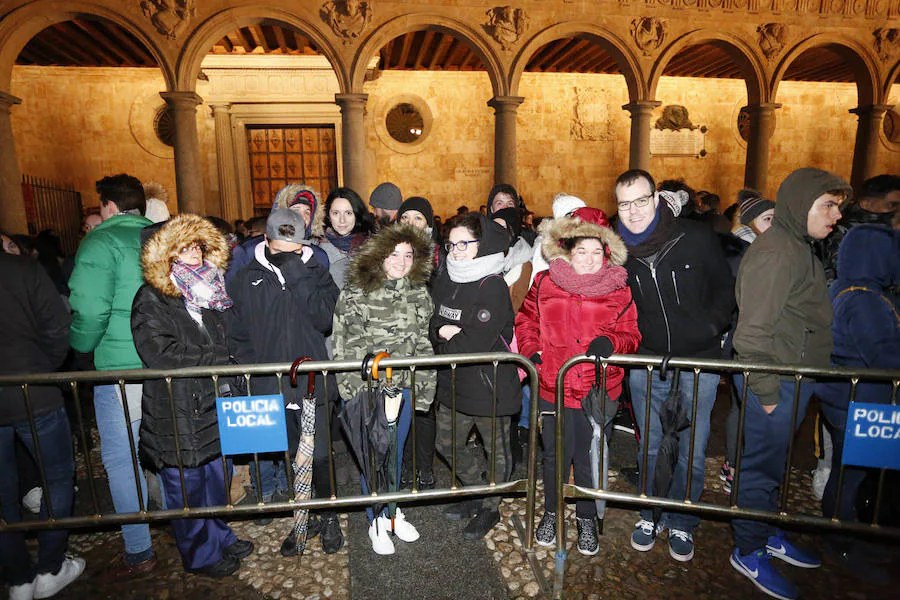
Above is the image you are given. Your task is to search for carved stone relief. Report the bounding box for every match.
[483,6,529,51]
[631,17,668,56]
[619,0,899,19]
[655,105,698,131]
[570,87,614,142]
[757,23,786,62]
[140,0,195,40]
[874,28,900,62]
[321,0,372,45]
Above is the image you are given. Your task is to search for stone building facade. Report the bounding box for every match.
[0,0,898,229]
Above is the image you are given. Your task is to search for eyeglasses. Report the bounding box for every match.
[444,240,479,252]
[179,243,203,255]
[617,194,654,211]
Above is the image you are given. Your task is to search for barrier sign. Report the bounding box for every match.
[842,402,900,470]
[216,395,288,455]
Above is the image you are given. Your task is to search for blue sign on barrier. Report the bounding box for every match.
[842,402,900,470]
[216,395,288,456]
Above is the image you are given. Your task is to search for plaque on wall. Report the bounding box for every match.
[650,105,708,157]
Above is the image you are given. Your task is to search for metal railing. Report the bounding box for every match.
[547,353,900,598]
[0,353,540,537]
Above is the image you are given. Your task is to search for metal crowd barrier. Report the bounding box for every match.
[0,353,540,540]
[547,354,900,598]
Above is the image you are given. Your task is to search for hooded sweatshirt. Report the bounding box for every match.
[430,214,521,416]
[734,167,852,406]
[332,224,436,410]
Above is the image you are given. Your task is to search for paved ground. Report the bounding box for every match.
[4,382,899,599]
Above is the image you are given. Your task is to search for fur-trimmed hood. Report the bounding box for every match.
[539,215,628,266]
[272,184,326,239]
[142,214,230,297]
[345,223,434,292]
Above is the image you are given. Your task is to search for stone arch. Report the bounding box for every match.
[510,23,645,101]
[177,6,348,93]
[772,34,880,107]
[882,57,900,104]
[649,30,767,105]
[351,15,505,97]
[0,0,173,92]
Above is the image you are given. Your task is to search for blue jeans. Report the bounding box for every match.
[249,453,290,501]
[93,384,152,560]
[362,389,412,523]
[0,408,74,584]
[518,383,531,430]
[630,369,719,532]
[732,376,813,553]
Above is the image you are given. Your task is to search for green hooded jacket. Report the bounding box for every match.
[69,212,151,370]
[734,167,852,405]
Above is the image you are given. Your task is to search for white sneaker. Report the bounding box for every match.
[379,508,420,543]
[22,487,42,514]
[9,580,35,600]
[33,556,85,599]
[368,521,395,555]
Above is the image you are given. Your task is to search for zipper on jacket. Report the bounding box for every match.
[800,327,812,360]
[671,270,681,305]
[637,234,682,353]
[635,274,644,297]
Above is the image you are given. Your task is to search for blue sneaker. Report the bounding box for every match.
[730,548,799,600]
[630,518,661,552]
[766,530,822,568]
[668,528,694,562]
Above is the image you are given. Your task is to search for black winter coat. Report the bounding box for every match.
[131,285,232,471]
[227,252,339,406]
[429,270,522,417]
[0,254,71,426]
[624,219,736,358]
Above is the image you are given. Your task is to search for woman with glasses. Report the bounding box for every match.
[515,207,641,555]
[332,223,436,555]
[429,212,520,540]
[131,214,253,578]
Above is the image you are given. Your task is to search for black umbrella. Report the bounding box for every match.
[338,352,401,528]
[581,358,619,531]
[652,356,692,529]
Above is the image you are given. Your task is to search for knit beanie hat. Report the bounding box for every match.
[572,207,611,229]
[396,196,434,227]
[738,189,776,225]
[370,182,403,210]
[552,193,587,219]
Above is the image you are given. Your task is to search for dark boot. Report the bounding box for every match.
[462,507,500,540]
[443,499,481,521]
[320,513,344,554]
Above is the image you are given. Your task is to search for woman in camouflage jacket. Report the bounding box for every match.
[331,223,436,555]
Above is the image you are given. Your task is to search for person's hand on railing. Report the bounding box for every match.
[586,336,614,359]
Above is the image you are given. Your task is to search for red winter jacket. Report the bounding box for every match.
[515,270,641,408]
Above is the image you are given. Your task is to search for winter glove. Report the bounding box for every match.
[530,352,543,365]
[587,336,614,359]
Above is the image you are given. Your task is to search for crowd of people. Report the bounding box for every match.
[1,168,898,600]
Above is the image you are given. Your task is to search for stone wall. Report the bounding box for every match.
[9,64,899,220]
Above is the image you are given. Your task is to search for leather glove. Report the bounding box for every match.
[530,352,542,365]
[587,336,614,359]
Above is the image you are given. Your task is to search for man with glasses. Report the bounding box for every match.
[614,169,735,563]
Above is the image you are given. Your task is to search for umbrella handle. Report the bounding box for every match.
[371,351,391,382]
[289,357,315,396]
[659,354,672,381]
[360,352,377,381]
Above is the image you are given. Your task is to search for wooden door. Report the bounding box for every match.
[247,125,338,216]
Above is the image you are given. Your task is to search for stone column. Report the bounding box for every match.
[0,91,26,233]
[849,104,892,190]
[160,91,205,215]
[487,96,525,187]
[209,102,241,222]
[335,93,369,198]
[622,101,661,172]
[743,103,781,194]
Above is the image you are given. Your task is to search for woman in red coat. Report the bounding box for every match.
[515,207,640,556]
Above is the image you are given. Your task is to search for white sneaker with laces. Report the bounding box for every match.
[9,580,35,600]
[368,521,395,555]
[22,487,42,514]
[33,556,85,599]
[379,508,420,543]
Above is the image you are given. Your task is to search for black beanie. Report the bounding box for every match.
[396,196,434,227]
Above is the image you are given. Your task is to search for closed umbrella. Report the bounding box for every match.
[652,357,691,530]
[281,357,317,557]
[580,359,618,532]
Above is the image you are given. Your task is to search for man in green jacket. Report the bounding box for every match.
[68,174,157,576]
[729,167,850,600]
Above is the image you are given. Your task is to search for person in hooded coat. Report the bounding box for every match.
[730,167,851,600]
[429,212,520,540]
[515,208,641,556]
[332,223,436,555]
[131,214,253,578]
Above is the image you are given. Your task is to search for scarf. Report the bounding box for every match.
[326,228,368,253]
[504,237,533,273]
[446,252,506,283]
[548,258,628,297]
[170,259,232,320]
[617,201,677,258]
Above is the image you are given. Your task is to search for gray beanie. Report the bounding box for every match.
[370,182,402,210]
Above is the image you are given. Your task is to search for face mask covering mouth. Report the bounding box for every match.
[265,246,300,267]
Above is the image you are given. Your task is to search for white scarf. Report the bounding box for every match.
[446,252,506,284]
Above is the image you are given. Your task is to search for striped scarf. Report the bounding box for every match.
[170,259,232,319]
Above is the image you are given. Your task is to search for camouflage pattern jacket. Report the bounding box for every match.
[332,224,436,410]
